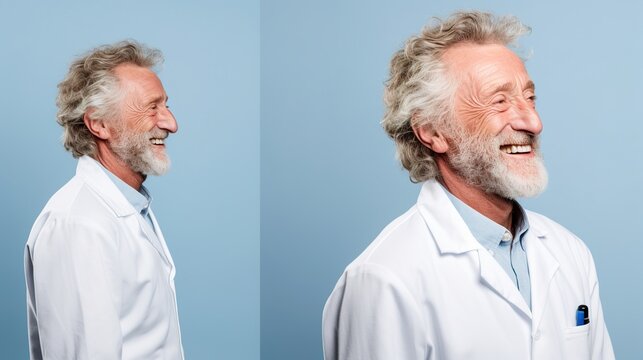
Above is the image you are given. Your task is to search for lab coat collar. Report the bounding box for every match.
[416,180,484,255]
[417,180,547,251]
[76,156,174,268]
[416,180,538,318]
[76,156,138,217]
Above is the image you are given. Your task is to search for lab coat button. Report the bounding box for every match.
[533,330,541,340]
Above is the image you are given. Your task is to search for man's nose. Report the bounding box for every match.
[158,106,178,133]
[511,102,542,135]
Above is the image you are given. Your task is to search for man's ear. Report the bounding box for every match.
[412,119,449,154]
[83,109,112,140]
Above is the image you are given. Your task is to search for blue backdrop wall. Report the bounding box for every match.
[2,1,642,359]
[0,1,259,359]
[261,1,642,359]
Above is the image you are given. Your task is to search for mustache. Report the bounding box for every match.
[497,132,539,147]
[146,128,169,139]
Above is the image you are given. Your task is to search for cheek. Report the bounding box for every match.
[128,114,156,133]
[457,105,504,137]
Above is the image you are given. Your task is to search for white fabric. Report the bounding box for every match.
[323,180,614,360]
[25,156,184,360]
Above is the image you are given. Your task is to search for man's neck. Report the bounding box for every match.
[94,141,145,191]
[437,160,514,232]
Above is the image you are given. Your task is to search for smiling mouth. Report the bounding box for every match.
[500,144,532,154]
[150,138,165,145]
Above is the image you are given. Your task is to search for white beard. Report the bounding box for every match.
[110,126,171,176]
[446,125,548,199]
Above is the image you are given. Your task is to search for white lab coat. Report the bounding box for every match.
[323,180,614,360]
[25,156,184,360]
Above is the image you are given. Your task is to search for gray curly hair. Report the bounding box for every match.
[382,11,530,182]
[56,40,163,158]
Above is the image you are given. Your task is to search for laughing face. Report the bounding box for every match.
[441,43,548,199]
[110,64,178,176]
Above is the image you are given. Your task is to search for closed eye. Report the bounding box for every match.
[491,95,509,107]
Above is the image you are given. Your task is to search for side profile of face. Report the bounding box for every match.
[109,64,178,176]
[441,43,548,199]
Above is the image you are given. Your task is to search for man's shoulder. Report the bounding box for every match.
[41,175,81,207]
[31,175,118,234]
[42,174,103,214]
[346,205,431,273]
[27,174,124,250]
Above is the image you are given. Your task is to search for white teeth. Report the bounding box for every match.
[501,144,532,154]
[150,138,165,145]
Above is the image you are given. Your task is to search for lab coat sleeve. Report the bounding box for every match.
[586,251,615,360]
[322,263,428,360]
[26,213,123,360]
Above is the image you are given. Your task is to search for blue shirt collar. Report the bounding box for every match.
[102,167,153,217]
[442,185,529,249]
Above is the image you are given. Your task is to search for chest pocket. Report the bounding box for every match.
[563,324,590,360]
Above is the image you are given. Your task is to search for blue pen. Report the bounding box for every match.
[576,305,589,326]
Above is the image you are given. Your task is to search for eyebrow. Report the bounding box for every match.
[147,95,168,105]
[485,80,535,96]
[525,81,535,92]
[492,82,514,94]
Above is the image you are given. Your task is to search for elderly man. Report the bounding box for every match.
[25,41,183,359]
[323,11,614,360]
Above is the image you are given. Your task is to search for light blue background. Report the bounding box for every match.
[2,1,642,359]
[261,1,642,359]
[0,1,259,359]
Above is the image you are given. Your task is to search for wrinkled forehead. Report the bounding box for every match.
[442,42,530,88]
[113,63,161,87]
[113,63,166,100]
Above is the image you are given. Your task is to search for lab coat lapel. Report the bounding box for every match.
[148,210,176,271]
[524,229,559,333]
[418,180,531,318]
[478,250,531,318]
[136,210,174,267]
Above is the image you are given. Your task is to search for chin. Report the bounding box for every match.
[134,151,171,176]
[145,160,171,176]
[496,162,549,199]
